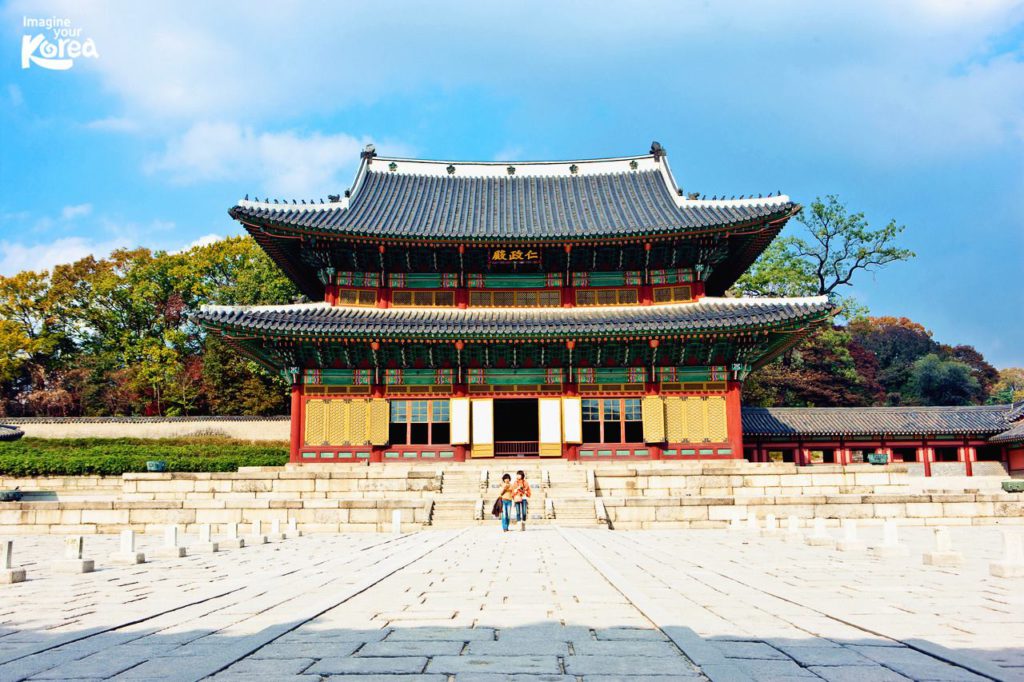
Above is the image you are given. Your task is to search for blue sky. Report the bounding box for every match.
[1,0,1022,367]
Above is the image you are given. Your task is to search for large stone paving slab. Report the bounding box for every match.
[0,526,1020,681]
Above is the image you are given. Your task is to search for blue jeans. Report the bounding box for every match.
[500,500,513,531]
[515,500,528,523]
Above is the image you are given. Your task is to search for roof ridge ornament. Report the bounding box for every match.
[650,141,666,160]
[360,144,377,160]
[447,164,456,175]
[506,165,516,176]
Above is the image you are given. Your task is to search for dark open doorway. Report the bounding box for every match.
[494,398,539,456]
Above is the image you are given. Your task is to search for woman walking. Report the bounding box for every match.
[498,473,514,532]
[513,470,531,531]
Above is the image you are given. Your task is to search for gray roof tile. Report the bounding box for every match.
[743,405,1018,437]
[231,169,794,240]
[195,297,830,341]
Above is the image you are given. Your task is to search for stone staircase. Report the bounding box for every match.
[429,467,486,529]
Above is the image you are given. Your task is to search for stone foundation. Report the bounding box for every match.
[0,461,1019,533]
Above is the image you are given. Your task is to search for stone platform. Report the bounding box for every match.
[0,461,1020,534]
[0,527,1021,681]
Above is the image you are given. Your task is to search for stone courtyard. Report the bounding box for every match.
[0,525,1021,682]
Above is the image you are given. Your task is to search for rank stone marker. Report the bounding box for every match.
[249,520,268,545]
[192,524,219,553]
[837,518,865,552]
[53,535,94,574]
[0,540,26,584]
[110,529,145,565]
[922,526,964,567]
[784,515,802,543]
[267,519,284,542]
[221,522,245,549]
[746,514,759,532]
[989,530,1024,578]
[805,517,835,547]
[760,513,777,537]
[284,517,302,539]
[869,519,909,557]
[392,509,402,535]
[151,525,187,559]
[728,514,742,532]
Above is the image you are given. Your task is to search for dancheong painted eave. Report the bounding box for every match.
[194,296,832,344]
[228,144,798,242]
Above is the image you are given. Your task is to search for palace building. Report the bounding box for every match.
[197,143,833,463]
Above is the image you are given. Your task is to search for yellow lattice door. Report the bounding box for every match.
[705,396,728,443]
[325,400,348,446]
[304,399,327,446]
[684,397,704,442]
[349,400,368,445]
[665,397,685,442]
[368,399,390,445]
[642,396,665,443]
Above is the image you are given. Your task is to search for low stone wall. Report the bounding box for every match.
[593,463,914,498]
[121,469,442,501]
[0,475,122,496]
[5,416,289,441]
[0,460,1020,534]
[0,498,432,534]
[602,492,1024,530]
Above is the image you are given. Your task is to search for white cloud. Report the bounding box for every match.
[7,84,23,107]
[0,236,130,276]
[3,0,1022,168]
[84,117,141,133]
[182,233,223,251]
[61,203,93,220]
[147,122,373,196]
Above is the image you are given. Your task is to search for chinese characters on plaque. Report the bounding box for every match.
[489,248,540,263]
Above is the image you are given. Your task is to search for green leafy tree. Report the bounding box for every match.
[742,327,883,407]
[989,368,1024,404]
[906,354,983,406]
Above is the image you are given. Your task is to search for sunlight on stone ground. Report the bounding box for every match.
[0,526,1021,681]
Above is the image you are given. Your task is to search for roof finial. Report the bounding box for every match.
[361,143,377,160]
[244,194,249,200]
[649,140,666,159]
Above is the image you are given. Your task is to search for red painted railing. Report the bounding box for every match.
[495,441,539,456]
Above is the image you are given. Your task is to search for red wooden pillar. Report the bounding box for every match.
[918,445,932,476]
[324,283,338,305]
[456,288,469,309]
[289,384,303,463]
[562,244,575,307]
[453,381,467,461]
[640,285,653,306]
[959,445,976,476]
[376,287,391,308]
[692,281,706,301]
[725,381,744,459]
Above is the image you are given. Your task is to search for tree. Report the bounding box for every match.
[941,344,999,397]
[847,316,938,402]
[742,327,883,407]
[905,354,982,406]
[990,368,1024,404]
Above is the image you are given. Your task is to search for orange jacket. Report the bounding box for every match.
[513,479,531,502]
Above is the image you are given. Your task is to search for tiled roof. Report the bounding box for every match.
[991,420,1024,444]
[742,405,1018,437]
[0,425,23,442]
[230,152,795,240]
[195,297,830,341]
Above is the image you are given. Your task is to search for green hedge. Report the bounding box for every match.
[0,438,289,477]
